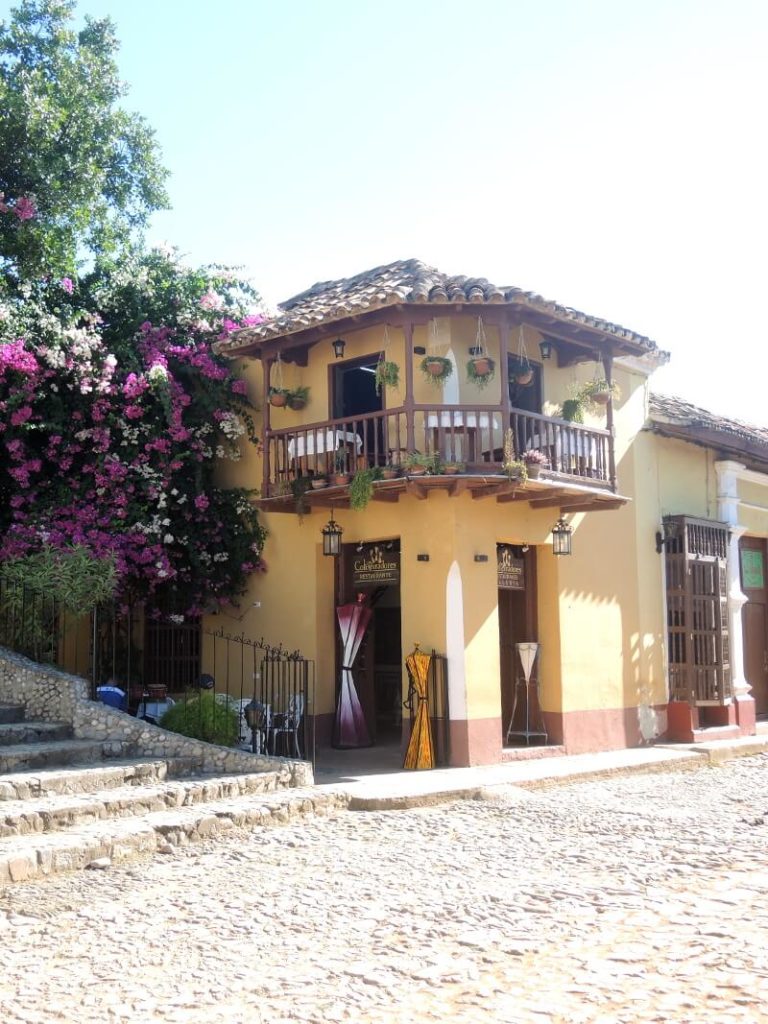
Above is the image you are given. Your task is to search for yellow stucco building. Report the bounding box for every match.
[212,260,768,767]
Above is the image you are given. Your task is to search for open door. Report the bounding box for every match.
[497,544,539,745]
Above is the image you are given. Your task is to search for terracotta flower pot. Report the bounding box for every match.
[287,397,306,410]
[515,369,534,386]
[381,468,399,480]
[470,357,492,376]
[591,391,611,406]
[407,465,428,476]
[443,465,461,475]
[333,473,350,486]
[424,359,447,377]
[311,478,328,489]
[269,392,287,408]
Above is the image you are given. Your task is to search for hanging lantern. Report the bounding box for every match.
[332,337,346,359]
[539,339,553,360]
[322,515,343,557]
[552,517,572,556]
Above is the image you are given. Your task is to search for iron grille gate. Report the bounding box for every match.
[664,515,731,705]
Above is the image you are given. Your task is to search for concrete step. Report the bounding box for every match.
[0,758,194,801]
[0,769,288,837]
[0,721,72,746]
[0,785,349,884]
[0,703,25,725]
[0,739,106,773]
[691,725,742,743]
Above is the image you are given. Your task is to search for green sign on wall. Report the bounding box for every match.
[741,548,765,590]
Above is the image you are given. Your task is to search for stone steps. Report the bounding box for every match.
[0,703,25,724]
[0,769,289,836]
[0,784,348,884]
[0,758,179,800]
[0,739,109,773]
[0,720,72,746]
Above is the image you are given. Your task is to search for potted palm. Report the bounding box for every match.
[287,385,310,410]
[332,451,350,486]
[405,451,436,476]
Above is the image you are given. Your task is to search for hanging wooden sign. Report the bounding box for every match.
[497,545,525,590]
[352,544,400,587]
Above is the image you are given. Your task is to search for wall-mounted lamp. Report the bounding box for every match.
[655,521,679,554]
[552,517,572,556]
[539,339,553,360]
[322,515,343,557]
[332,337,346,359]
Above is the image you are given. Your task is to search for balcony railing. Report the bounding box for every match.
[263,404,613,494]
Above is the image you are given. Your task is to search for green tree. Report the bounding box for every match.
[0,0,169,283]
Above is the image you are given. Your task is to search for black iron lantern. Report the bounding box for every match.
[322,515,343,556]
[539,339,553,360]
[552,517,572,556]
[332,337,346,359]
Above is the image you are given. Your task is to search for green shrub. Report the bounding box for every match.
[159,692,240,747]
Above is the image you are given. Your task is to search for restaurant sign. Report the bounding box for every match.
[352,544,400,587]
[497,545,525,590]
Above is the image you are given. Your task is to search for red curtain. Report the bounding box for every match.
[332,596,372,748]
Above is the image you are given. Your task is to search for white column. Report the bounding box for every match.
[715,460,750,698]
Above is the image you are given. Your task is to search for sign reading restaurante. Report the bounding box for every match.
[352,544,400,587]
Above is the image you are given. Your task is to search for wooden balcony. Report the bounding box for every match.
[259,404,623,513]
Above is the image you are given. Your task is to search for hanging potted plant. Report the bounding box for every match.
[374,326,400,395]
[467,316,495,388]
[375,358,399,394]
[287,385,310,410]
[467,355,496,389]
[581,378,620,409]
[420,354,453,383]
[512,325,535,385]
[268,386,289,408]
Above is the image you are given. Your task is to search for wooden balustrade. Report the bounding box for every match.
[263,405,613,495]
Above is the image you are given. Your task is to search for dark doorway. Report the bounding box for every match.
[741,536,768,716]
[497,544,539,744]
[331,354,385,467]
[336,540,402,744]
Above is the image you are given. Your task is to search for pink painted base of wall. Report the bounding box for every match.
[448,718,502,767]
[543,705,669,755]
[665,698,756,742]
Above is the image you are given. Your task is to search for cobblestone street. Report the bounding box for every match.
[2,755,768,1024]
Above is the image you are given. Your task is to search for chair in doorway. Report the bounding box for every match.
[268,694,305,758]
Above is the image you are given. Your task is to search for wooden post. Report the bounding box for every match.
[498,317,512,426]
[262,355,273,496]
[602,350,617,492]
[403,322,415,453]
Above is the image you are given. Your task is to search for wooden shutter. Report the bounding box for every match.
[664,516,731,704]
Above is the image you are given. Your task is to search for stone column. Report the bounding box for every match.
[715,460,755,734]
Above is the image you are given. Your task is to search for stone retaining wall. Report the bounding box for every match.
[0,647,312,787]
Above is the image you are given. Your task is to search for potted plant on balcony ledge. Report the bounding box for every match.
[405,451,436,476]
[523,450,549,479]
[332,452,350,486]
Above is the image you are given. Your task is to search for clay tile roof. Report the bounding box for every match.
[649,393,768,456]
[218,258,660,356]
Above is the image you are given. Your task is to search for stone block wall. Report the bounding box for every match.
[0,647,312,787]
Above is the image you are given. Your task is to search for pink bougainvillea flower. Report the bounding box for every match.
[13,196,37,221]
[60,277,74,294]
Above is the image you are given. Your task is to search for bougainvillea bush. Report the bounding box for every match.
[0,217,267,615]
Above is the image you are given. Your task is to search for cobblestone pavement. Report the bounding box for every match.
[2,756,768,1024]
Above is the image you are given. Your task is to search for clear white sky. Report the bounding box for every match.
[7,0,768,424]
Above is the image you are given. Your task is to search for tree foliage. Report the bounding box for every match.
[0,0,169,283]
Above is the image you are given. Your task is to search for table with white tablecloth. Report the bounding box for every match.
[425,411,501,462]
[286,429,362,472]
